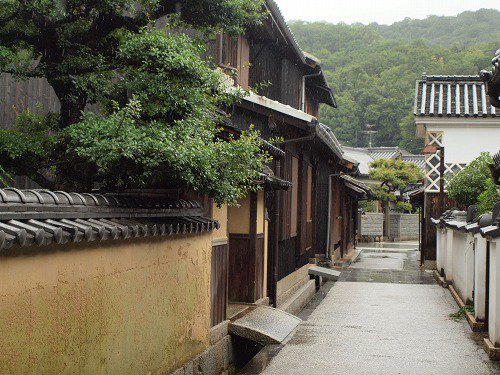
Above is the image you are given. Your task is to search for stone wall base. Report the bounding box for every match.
[171,321,234,375]
[484,338,500,361]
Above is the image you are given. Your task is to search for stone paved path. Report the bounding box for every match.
[241,242,500,375]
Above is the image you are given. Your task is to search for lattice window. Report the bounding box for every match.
[425,131,443,193]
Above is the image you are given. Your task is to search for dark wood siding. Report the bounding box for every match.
[278,237,296,280]
[249,45,282,102]
[280,59,301,109]
[254,235,265,301]
[0,73,60,130]
[228,233,264,302]
[211,242,229,327]
[423,193,456,261]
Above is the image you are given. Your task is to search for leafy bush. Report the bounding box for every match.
[446,153,493,207]
[359,199,377,213]
[477,178,500,215]
[396,201,413,213]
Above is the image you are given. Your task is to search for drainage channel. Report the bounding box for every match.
[236,281,336,374]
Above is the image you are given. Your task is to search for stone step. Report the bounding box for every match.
[308,265,341,280]
[229,306,301,346]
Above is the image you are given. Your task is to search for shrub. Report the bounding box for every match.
[446,152,493,207]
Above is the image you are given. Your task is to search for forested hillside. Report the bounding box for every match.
[289,9,500,153]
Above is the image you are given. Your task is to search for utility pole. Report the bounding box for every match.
[358,124,378,148]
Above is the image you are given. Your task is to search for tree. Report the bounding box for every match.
[289,14,499,151]
[477,178,500,216]
[369,158,423,236]
[0,0,269,205]
[447,152,494,209]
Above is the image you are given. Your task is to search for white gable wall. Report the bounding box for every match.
[420,118,500,164]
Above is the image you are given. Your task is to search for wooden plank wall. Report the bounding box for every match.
[210,243,229,327]
[0,73,60,130]
[249,45,282,104]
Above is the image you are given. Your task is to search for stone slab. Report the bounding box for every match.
[229,306,301,346]
[278,279,316,316]
[308,265,341,280]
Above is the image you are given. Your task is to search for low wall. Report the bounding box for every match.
[0,234,213,374]
[360,212,419,241]
[360,213,384,237]
[390,213,420,241]
[276,264,311,307]
[489,239,500,347]
[474,235,488,321]
[451,231,474,304]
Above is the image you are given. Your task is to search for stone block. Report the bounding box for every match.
[184,361,194,375]
[210,320,229,345]
[308,265,341,280]
[171,367,184,375]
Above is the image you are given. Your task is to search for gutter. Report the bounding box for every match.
[301,72,323,112]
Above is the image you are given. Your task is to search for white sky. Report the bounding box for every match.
[274,0,500,25]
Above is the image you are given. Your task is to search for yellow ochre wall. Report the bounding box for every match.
[0,233,213,375]
[212,203,229,241]
[228,195,250,234]
[257,190,265,235]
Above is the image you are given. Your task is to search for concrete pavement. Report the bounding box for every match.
[240,243,500,374]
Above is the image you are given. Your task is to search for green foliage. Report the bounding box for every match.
[0,0,269,204]
[369,159,423,195]
[369,159,422,212]
[289,10,500,152]
[370,185,396,203]
[396,201,413,213]
[359,199,377,213]
[446,153,493,208]
[376,9,500,47]
[477,178,500,215]
[449,304,474,322]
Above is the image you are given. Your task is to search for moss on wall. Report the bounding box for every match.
[0,234,212,374]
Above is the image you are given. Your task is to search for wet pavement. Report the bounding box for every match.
[240,242,500,375]
[339,242,435,285]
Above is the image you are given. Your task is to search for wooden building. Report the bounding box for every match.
[204,0,370,317]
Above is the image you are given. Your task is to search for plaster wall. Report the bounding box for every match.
[426,121,500,164]
[451,231,474,304]
[445,228,454,282]
[489,240,500,346]
[257,190,265,235]
[0,234,213,375]
[212,203,229,241]
[436,228,447,275]
[228,196,250,234]
[474,235,488,321]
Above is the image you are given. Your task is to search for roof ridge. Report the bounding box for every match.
[422,74,482,82]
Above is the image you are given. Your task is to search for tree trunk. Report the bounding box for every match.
[384,200,391,240]
[59,95,87,128]
[49,78,87,128]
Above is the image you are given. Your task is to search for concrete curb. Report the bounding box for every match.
[448,284,485,332]
[433,270,450,288]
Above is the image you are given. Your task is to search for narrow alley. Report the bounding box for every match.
[240,242,500,375]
